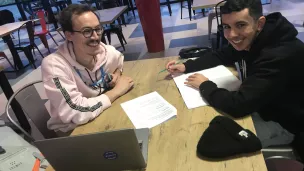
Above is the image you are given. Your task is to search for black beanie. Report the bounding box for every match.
[197,116,262,159]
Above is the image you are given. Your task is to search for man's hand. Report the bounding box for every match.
[109,69,122,87]
[105,76,134,102]
[166,60,186,74]
[185,73,209,89]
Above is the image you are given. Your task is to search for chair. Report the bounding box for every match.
[121,0,136,18]
[15,21,44,69]
[262,145,300,161]
[265,157,304,171]
[180,0,195,21]
[0,52,15,70]
[103,24,127,51]
[33,10,59,54]
[5,80,58,142]
[56,27,66,40]
[160,0,172,16]
[55,0,68,11]
[208,4,225,40]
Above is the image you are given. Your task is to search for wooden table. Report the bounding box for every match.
[46,57,267,171]
[95,6,128,25]
[192,0,223,10]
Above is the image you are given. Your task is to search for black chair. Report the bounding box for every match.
[180,0,195,21]
[121,0,136,18]
[160,0,172,16]
[15,21,44,69]
[99,0,128,50]
[103,24,127,51]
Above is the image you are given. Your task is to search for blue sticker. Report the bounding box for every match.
[103,151,118,160]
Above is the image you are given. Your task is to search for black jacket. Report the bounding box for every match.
[184,12,304,135]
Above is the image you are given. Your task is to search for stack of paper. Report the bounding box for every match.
[173,65,241,109]
[121,92,177,129]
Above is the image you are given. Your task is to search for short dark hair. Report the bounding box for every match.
[221,0,263,20]
[59,4,99,32]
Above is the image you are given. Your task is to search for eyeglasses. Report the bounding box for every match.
[72,27,103,38]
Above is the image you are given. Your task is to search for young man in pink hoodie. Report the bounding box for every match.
[41,4,134,132]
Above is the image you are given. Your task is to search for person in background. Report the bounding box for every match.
[41,4,134,133]
[166,0,304,157]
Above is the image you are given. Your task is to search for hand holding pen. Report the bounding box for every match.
[162,60,186,74]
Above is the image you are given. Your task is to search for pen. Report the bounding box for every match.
[158,60,184,74]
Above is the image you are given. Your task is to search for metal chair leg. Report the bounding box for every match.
[56,28,65,40]
[187,0,192,21]
[117,32,125,51]
[23,48,36,69]
[38,34,51,54]
[121,32,127,44]
[105,32,112,44]
[166,0,172,16]
[34,44,44,58]
[180,0,183,19]
[48,32,59,46]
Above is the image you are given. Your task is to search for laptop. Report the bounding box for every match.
[34,128,149,171]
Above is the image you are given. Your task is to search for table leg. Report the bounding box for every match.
[0,71,31,132]
[2,35,23,70]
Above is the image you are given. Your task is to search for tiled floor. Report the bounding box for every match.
[0,0,304,116]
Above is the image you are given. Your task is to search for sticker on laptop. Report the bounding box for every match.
[103,151,118,160]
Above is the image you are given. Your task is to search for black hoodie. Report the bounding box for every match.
[184,12,304,135]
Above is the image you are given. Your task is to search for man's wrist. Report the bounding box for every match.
[105,90,120,103]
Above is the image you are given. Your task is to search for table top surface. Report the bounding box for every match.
[95,6,128,25]
[46,57,267,171]
[0,19,40,38]
[192,0,224,10]
[0,21,28,38]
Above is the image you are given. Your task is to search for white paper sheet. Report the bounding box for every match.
[173,65,241,109]
[121,92,177,129]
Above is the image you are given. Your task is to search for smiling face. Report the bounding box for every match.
[65,11,103,56]
[222,8,265,51]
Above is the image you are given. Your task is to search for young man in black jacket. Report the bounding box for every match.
[166,0,304,153]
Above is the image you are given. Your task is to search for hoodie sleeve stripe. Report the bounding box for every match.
[53,77,102,112]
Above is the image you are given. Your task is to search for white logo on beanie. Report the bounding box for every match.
[239,130,249,138]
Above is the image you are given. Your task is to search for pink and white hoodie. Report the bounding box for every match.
[41,41,124,132]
